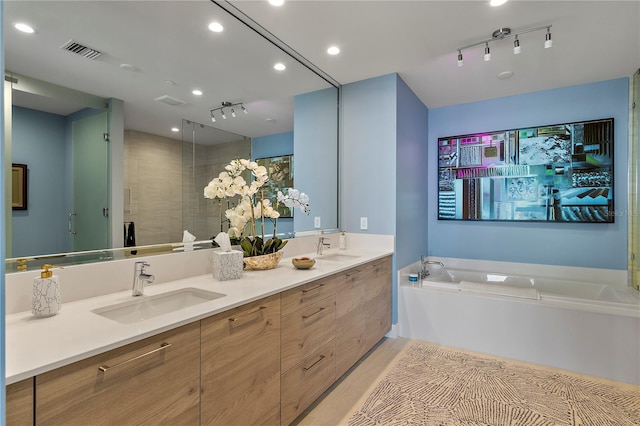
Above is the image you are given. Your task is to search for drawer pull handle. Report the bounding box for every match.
[98,343,171,372]
[302,307,325,319]
[303,355,326,371]
[229,306,267,323]
[302,283,325,294]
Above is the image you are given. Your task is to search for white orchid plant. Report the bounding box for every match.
[204,158,310,257]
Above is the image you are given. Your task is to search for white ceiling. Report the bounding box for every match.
[4,1,640,142]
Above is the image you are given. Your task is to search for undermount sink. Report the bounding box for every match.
[319,253,360,261]
[92,288,226,324]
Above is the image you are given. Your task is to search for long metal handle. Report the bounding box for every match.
[303,355,326,371]
[68,213,77,235]
[98,343,171,372]
[302,307,325,319]
[302,283,325,294]
[229,306,267,325]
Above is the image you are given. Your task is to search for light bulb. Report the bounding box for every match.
[484,43,491,61]
[242,105,248,114]
[211,113,216,123]
[221,110,227,120]
[231,108,236,118]
[457,51,464,67]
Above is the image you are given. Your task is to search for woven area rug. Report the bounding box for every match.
[347,342,640,426]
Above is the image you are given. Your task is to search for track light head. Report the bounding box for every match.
[211,111,216,122]
[544,28,552,48]
[242,105,248,114]
[457,50,464,67]
[231,108,236,118]
[513,36,521,54]
[484,43,491,62]
[221,110,227,119]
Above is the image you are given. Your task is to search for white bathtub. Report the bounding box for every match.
[424,268,640,315]
[398,262,640,385]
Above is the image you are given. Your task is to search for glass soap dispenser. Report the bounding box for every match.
[32,264,62,318]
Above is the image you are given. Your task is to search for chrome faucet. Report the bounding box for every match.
[420,256,445,279]
[317,236,331,255]
[132,261,155,296]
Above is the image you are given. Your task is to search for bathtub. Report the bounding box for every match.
[398,262,640,385]
[424,268,640,314]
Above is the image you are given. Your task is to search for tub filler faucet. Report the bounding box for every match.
[420,256,445,279]
[132,261,155,296]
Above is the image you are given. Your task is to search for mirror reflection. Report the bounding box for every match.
[4,0,339,271]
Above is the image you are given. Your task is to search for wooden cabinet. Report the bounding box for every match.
[365,256,393,352]
[335,267,366,377]
[281,275,338,425]
[281,275,336,317]
[201,294,281,426]
[281,340,336,426]
[6,378,33,426]
[35,322,200,425]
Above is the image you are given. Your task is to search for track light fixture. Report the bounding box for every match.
[210,101,248,122]
[544,27,552,48]
[513,35,521,54]
[456,24,552,66]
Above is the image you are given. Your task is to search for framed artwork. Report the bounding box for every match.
[256,155,293,218]
[437,118,614,223]
[12,163,28,210]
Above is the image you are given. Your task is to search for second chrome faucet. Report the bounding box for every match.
[132,261,155,296]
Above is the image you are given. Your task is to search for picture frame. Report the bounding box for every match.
[437,118,614,223]
[256,155,293,218]
[12,163,28,210]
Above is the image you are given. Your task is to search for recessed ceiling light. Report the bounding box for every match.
[327,46,340,55]
[497,70,514,79]
[171,127,180,132]
[268,0,285,6]
[489,0,508,6]
[119,63,138,72]
[266,118,277,122]
[14,23,35,33]
[274,63,286,71]
[208,22,224,33]
[192,89,203,96]
[164,80,177,86]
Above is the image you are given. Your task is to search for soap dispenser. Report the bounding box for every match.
[32,264,62,318]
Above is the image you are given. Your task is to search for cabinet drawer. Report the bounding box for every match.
[201,294,281,426]
[281,339,336,426]
[6,378,33,426]
[36,322,200,426]
[281,275,336,317]
[281,295,336,372]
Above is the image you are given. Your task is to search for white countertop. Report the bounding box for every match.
[6,249,393,384]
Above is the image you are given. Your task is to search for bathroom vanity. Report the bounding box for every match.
[6,249,393,425]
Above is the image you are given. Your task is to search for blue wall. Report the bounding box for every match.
[252,131,294,237]
[12,106,68,256]
[342,74,397,235]
[428,78,629,270]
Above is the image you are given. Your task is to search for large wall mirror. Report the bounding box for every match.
[4,0,339,271]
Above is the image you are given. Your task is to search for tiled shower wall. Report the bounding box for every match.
[124,129,250,246]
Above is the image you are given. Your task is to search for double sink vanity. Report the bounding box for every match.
[5,244,393,425]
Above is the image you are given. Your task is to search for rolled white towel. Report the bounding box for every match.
[460,281,540,300]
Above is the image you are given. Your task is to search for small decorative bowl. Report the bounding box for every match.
[292,257,315,270]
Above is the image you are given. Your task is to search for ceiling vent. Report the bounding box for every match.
[60,39,102,60]
[154,95,186,107]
